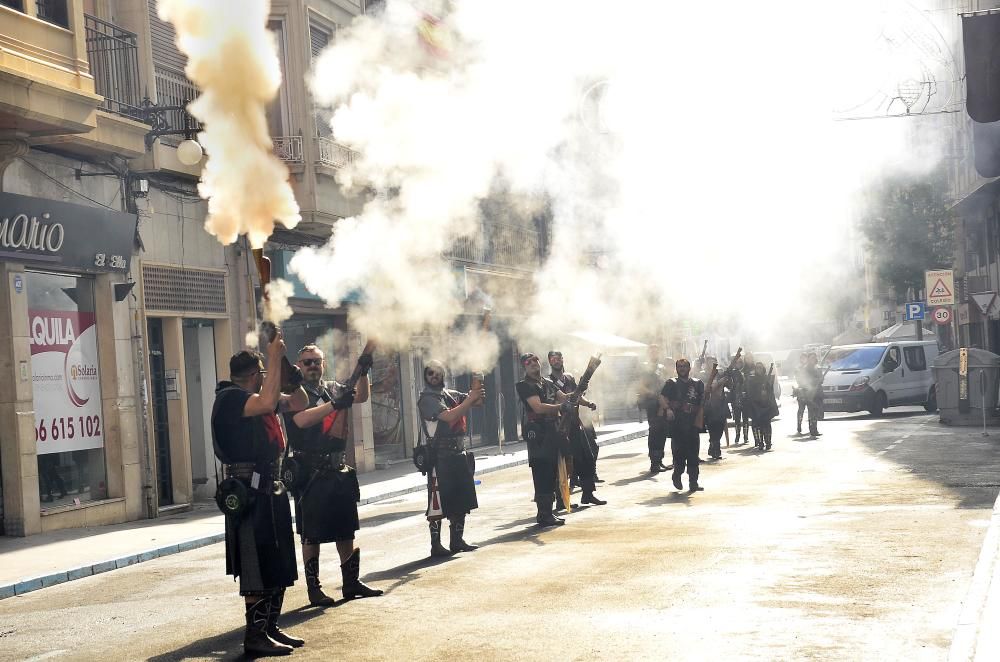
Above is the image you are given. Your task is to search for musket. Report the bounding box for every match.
[470,307,491,407]
[251,248,300,393]
[693,362,718,431]
[556,354,602,512]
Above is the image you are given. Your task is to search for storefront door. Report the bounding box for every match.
[147,319,174,506]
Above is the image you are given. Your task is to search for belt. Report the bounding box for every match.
[525,414,552,423]
[224,462,275,481]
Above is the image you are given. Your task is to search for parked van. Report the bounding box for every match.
[821,341,939,416]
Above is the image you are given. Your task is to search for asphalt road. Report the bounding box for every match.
[2,404,999,661]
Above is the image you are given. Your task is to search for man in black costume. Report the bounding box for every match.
[283,344,382,607]
[662,358,706,492]
[547,350,606,506]
[637,345,672,473]
[211,331,309,656]
[418,359,483,557]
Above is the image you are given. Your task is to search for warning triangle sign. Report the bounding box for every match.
[929,278,952,298]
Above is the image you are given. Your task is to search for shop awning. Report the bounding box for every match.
[873,322,936,340]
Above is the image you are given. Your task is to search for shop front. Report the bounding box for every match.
[0,191,142,536]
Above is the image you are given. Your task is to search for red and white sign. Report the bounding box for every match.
[933,307,952,325]
[925,270,955,306]
[29,310,104,455]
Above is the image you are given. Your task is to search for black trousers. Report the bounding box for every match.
[670,428,701,484]
[707,419,725,458]
[647,410,668,462]
[529,458,558,501]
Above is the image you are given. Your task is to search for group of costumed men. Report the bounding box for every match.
[636,344,826,487]
[209,324,825,657]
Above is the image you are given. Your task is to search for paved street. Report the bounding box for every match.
[2,406,999,661]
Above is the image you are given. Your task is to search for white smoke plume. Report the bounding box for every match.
[263,278,295,327]
[159,0,300,248]
[293,0,954,359]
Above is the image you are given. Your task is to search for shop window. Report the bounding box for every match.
[26,272,108,509]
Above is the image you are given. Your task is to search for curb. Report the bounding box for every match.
[0,426,647,601]
[949,476,1000,662]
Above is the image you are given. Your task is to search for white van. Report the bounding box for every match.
[821,341,939,416]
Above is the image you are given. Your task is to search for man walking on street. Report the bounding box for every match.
[283,344,383,607]
[662,358,705,492]
[637,345,672,473]
[548,350,606,505]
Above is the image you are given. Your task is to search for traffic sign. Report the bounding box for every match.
[926,269,955,305]
[903,302,926,321]
[933,307,952,325]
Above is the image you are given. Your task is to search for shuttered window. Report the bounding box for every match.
[310,24,331,60]
[310,23,334,138]
[148,0,187,72]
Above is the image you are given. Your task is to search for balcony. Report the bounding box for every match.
[447,222,542,272]
[153,65,203,146]
[84,15,142,119]
[316,137,358,169]
[0,1,100,137]
[273,136,304,163]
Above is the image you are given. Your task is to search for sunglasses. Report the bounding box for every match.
[301,358,322,367]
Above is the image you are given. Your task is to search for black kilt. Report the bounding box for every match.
[295,462,361,544]
[225,489,298,596]
[430,449,478,519]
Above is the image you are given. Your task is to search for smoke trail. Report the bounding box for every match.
[159,0,300,248]
[295,0,951,360]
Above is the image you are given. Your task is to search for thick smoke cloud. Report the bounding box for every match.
[159,0,300,249]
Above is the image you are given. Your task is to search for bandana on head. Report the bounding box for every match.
[520,353,539,366]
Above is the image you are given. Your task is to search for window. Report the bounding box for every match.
[903,346,927,371]
[885,347,901,371]
[310,22,334,138]
[26,272,108,509]
[35,0,68,27]
[266,19,291,138]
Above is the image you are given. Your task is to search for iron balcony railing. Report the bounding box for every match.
[447,222,542,271]
[315,137,358,169]
[84,15,143,119]
[153,65,203,145]
[273,136,304,163]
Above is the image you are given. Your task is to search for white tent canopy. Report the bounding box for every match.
[833,327,872,345]
[873,322,936,341]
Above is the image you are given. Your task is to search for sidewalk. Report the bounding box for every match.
[0,422,648,600]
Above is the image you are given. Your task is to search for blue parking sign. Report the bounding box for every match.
[903,301,926,321]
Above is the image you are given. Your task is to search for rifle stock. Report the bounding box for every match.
[557,355,602,438]
[693,362,718,431]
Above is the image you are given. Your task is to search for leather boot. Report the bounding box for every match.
[429,520,452,557]
[304,556,336,607]
[536,495,564,526]
[649,461,661,474]
[244,597,292,657]
[267,590,304,648]
[581,491,607,505]
[449,516,479,553]
[341,548,383,599]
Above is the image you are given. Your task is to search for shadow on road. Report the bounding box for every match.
[611,471,663,487]
[360,509,425,528]
[599,452,643,460]
[639,490,695,508]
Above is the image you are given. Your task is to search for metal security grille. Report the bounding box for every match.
[143,265,227,314]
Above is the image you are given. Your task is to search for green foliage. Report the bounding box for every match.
[859,168,954,301]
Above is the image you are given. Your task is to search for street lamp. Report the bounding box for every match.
[141,97,203,164]
[176,139,203,165]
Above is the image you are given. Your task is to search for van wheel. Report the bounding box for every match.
[924,388,937,413]
[868,392,887,417]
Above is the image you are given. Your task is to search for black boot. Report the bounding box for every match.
[649,460,661,474]
[304,556,336,607]
[536,498,564,527]
[449,516,479,553]
[341,548,383,599]
[581,491,607,505]
[660,462,672,471]
[267,591,304,648]
[429,520,452,557]
[244,597,292,657]
[672,472,683,491]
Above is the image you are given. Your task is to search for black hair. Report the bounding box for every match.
[230,350,263,379]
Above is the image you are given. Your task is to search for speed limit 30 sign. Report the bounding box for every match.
[933,307,952,325]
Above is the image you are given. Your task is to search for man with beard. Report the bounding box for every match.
[662,358,706,492]
[283,344,382,607]
[547,350,606,506]
[418,360,483,557]
[637,345,671,473]
[517,353,579,525]
[211,333,309,656]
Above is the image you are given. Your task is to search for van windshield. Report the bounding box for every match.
[824,346,886,371]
